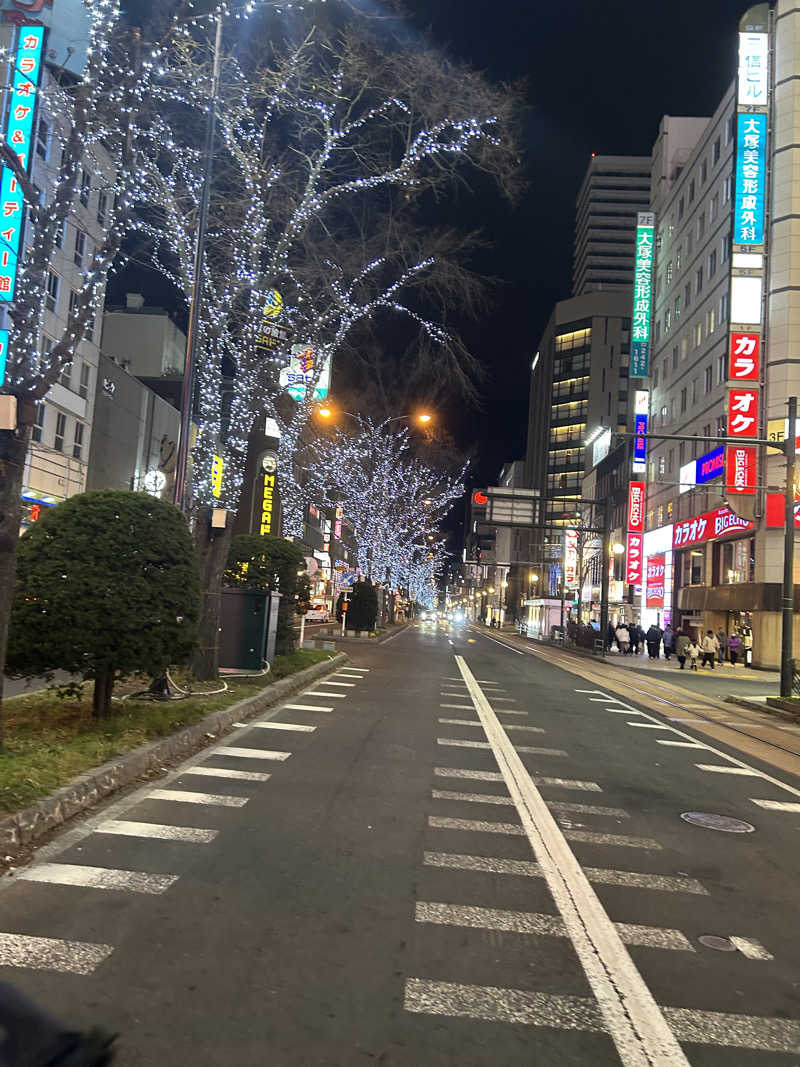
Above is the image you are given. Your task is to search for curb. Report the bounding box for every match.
[0,652,347,853]
[725,693,800,724]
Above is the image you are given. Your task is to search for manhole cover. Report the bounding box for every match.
[698,935,736,952]
[680,811,755,833]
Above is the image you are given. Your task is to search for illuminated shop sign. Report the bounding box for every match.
[726,444,757,496]
[696,445,724,485]
[279,344,331,403]
[0,328,8,387]
[766,494,800,528]
[729,332,760,380]
[627,481,645,532]
[630,213,655,376]
[645,554,665,608]
[672,505,754,549]
[210,454,223,498]
[728,387,759,437]
[738,31,769,107]
[734,113,766,246]
[625,531,643,585]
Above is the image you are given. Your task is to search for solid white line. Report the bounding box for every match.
[628,722,675,730]
[0,932,114,975]
[437,739,567,757]
[750,798,800,812]
[656,740,707,748]
[95,820,218,842]
[182,766,271,782]
[422,852,708,894]
[476,631,524,654]
[432,789,514,805]
[305,690,345,697]
[695,765,760,776]
[234,721,316,732]
[728,936,774,960]
[456,655,689,1066]
[440,703,477,710]
[17,863,177,895]
[322,681,356,687]
[415,902,694,952]
[147,788,248,807]
[282,703,333,713]
[212,747,290,761]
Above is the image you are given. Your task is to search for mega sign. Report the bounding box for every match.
[645,553,665,608]
[734,112,766,246]
[626,531,643,585]
[0,25,44,302]
[672,505,754,549]
[630,213,655,376]
[627,481,645,533]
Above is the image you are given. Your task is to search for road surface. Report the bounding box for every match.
[2,621,800,1065]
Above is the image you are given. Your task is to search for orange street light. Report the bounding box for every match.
[417,412,432,424]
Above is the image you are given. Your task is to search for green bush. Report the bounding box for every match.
[346,581,378,631]
[7,491,200,717]
[224,534,306,654]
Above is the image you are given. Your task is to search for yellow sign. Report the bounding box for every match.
[260,471,276,535]
[263,290,283,319]
[210,455,223,498]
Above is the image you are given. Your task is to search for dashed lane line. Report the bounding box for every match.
[0,932,114,975]
[434,767,602,791]
[95,820,218,842]
[146,788,249,807]
[422,851,708,895]
[232,721,316,732]
[16,863,178,895]
[415,902,694,952]
[181,766,271,782]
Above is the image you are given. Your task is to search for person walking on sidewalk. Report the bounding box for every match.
[630,623,640,655]
[675,631,690,669]
[728,631,742,666]
[716,628,728,665]
[701,629,719,669]
[687,637,700,669]
[663,625,676,661]
[646,623,663,660]
[616,623,630,654]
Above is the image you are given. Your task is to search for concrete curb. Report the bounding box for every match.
[725,693,800,723]
[0,652,347,853]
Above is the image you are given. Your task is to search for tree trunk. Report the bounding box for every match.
[192,510,234,680]
[92,669,115,719]
[0,425,30,745]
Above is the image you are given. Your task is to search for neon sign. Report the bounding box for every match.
[630,212,655,376]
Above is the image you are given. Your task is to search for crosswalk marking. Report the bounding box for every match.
[565,829,662,850]
[750,798,800,812]
[305,690,345,698]
[95,820,218,842]
[233,721,315,732]
[488,696,516,702]
[422,852,708,894]
[415,902,694,952]
[404,979,800,1052]
[0,932,114,975]
[182,766,271,782]
[493,708,528,716]
[440,703,475,710]
[728,936,773,960]
[437,718,544,734]
[432,789,514,805]
[434,767,601,791]
[429,815,524,836]
[212,747,290,761]
[547,801,629,818]
[17,863,177,895]
[282,703,333,712]
[695,764,760,775]
[147,788,248,807]
[437,738,567,756]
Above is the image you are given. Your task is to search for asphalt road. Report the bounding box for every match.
[2,622,800,1065]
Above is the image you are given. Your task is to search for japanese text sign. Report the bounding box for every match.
[0,328,7,387]
[672,505,753,549]
[633,413,648,470]
[630,213,655,376]
[734,113,766,246]
[627,481,645,533]
[626,531,643,586]
[0,26,44,302]
[766,494,800,528]
[728,387,759,437]
[696,445,724,485]
[645,553,665,608]
[726,444,756,495]
[564,529,578,586]
[729,332,760,381]
[738,32,769,107]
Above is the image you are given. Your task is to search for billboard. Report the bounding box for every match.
[630,213,655,376]
[627,481,645,533]
[645,554,665,608]
[672,505,754,549]
[726,444,757,496]
[738,30,769,107]
[734,113,767,246]
[696,445,725,485]
[625,531,643,586]
[279,345,331,403]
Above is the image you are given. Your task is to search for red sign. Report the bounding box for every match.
[473,491,488,506]
[673,505,754,548]
[627,481,646,533]
[626,531,643,585]
[729,332,760,381]
[727,387,759,437]
[645,553,665,608]
[766,493,800,528]
[725,444,757,495]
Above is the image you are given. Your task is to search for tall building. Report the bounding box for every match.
[572,155,652,296]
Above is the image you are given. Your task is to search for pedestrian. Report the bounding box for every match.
[675,630,690,669]
[716,627,728,665]
[0,979,116,1065]
[700,629,719,669]
[728,631,742,666]
[607,621,616,651]
[646,623,663,660]
[663,625,676,661]
[615,622,630,654]
[687,637,700,670]
[630,623,640,655]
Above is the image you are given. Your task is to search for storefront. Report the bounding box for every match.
[638,523,674,631]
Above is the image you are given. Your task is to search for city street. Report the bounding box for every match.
[2,623,800,1065]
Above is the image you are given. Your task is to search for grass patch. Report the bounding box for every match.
[0,650,334,816]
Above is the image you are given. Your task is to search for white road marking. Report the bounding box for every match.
[456,656,689,1066]
[404,978,800,1052]
[415,902,694,952]
[656,740,707,749]
[628,722,675,730]
[695,765,760,776]
[728,936,774,960]
[17,863,177,895]
[434,767,503,782]
[305,690,345,698]
[432,789,514,805]
[434,767,601,791]
[606,708,647,714]
[476,680,503,686]
[565,830,662,850]
[440,703,477,710]
[95,820,218,842]
[476,631,524,654]
[233,721,316,732]
[182,766,271,782]
[0,932,114,975]
[422,852,708,894]
[321,681,355,687]
[547,801,629,818]
[282,703,333,712]
[575,689,613,696]
[211,746,290,761]
[429,815,524,836]
[750,798,800,812]
[536,776,602,791]
[147,788,249,807]
[437,739,567,757]
[437,718,544,733]
[487,696,516,702]
[339,666,369,671]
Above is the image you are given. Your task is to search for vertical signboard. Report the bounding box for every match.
[626,532,643,585]
[564,529,578,586]
[738,30,769,106]
[630,213,655,377]
[645,554,666,608]
[632,389,648,473]
[734,113,767,246]
[726,444,757,496]
[0,328,8,387]
[627,481,646,532]
[0,25,44,302]
[729,332,760,380]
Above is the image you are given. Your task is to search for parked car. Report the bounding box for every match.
[305,604,330,621]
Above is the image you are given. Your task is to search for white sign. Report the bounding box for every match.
[738,31,769,107]
[634,389,649,415]
[142,469,167,497]
[279,345,331,403]
[679,459,695,494]
[592,428,611,467]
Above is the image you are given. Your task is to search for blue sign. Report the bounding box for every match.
[633,413,648,465]
[0,329,7,387]
[695,445,724,485]
[734,112,766,246]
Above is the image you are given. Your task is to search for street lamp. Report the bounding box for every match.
[612,543,625,555]
[316,405,433,427]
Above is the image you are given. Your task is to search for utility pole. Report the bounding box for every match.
[781,396,797,697]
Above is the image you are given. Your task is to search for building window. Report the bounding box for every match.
[674,295,681,320]
[84,312,94,343]
[664,309,671,333]
[676,245,682,270]
[704,365,713,392]
[694,322,703,347]
[660,405,669,426]
[713,137,721,164]
[74,229,85,268]
[697,211,705,239]
[79,361,91,399]
[45,271,59,312]
[667,501,674,520]
[54,412,66,452]
[723,175,732,203]
[655,321,661,342]
[726,114,735,144]
[40,333,53,367]
[681,337,688,360]
[60,360,72,390]
[716,352,725,384]
[657,504,664,526]
[97,190,107,226]
[722,538,754,584]
[689,178,695,203]
[54,219,65,249]
[36,116,49,160]
[662,359,669,382]
[672,346,679,370]
[684,281,691,310]
[685,549,704,585]
[654,367,659,387]
[69,289,78,317]
[708,249,717,278]
[722,232,731,261]
[31,402,45,443]
[710,193,719,223]
[701,159,708,184]
[692,377,698,405]
[708,306,716,334]
[679,441,686,466]
[717,414,726,437]
[680,387,687,413]
[80,169,91,208]
[695,266,703,295]
[666,260,673,285]
[659,455,666,475]
[73,421,84,460]
[678,197,685,220]
[687,229,693,254]
[720,292,729,321]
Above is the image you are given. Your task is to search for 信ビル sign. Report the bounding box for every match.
[672,505,754,549]
[627,481,646,533]
[728,387,759,437]
[645,553,665,608]
[729,332,760,381]
[738,30,769,106]
[726,444,756,495]
[626,531,643,586]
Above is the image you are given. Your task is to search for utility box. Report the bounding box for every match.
[220,587,282,670]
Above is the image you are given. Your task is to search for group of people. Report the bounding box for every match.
[609,621,746,670]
